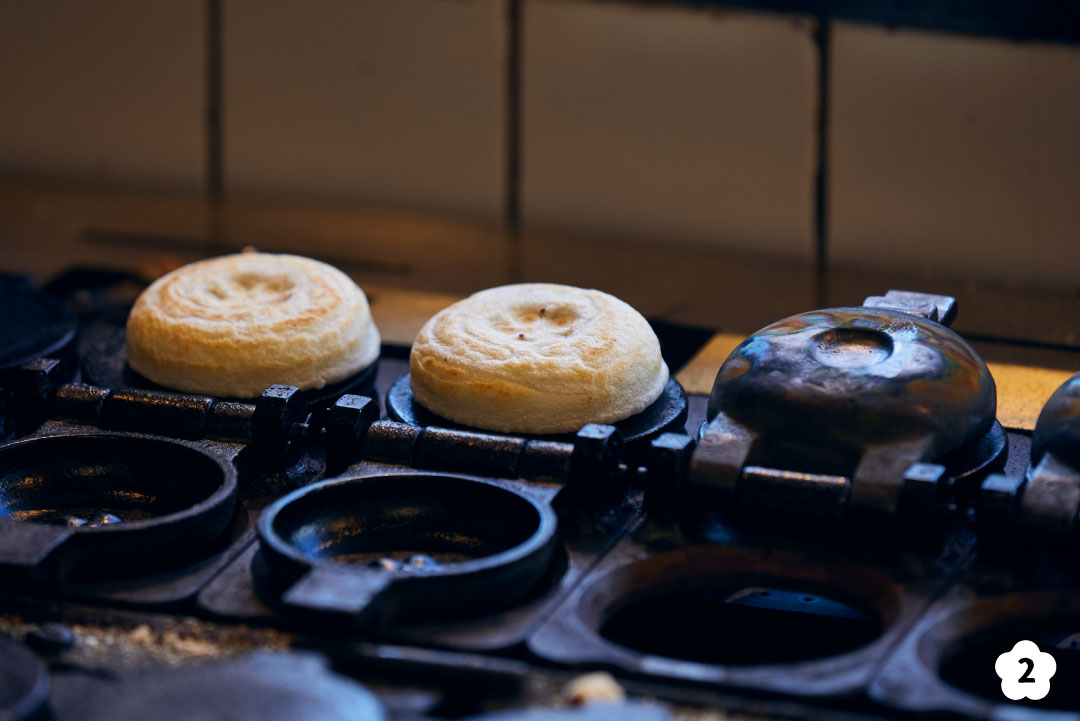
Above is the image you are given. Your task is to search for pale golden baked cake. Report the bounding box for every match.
[410,283,668,434]
[126,252,380,398]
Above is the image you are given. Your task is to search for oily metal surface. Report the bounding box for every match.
[257,473,560,625]
[0,432,238,581]
[0,435,228,525]
[708,308,996,458]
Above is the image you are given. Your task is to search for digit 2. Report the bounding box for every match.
[1018,658,1036,683]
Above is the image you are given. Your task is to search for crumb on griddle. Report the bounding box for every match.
[564,671,626,705]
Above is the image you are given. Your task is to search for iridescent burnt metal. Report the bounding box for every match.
[688,303,1000,524]
[1032,371,1080,470]
[708,308,996,459]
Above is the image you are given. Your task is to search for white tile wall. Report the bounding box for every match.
[224,0,506,220]
[1029,43,1080,286]
[0,0,204,189]
[830,23,1080,287]
[522,0,818,258]
[2,0,1078,290]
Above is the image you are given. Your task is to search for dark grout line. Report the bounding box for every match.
[205,0,225,247]
[648,0,1080,46]
[505,0,523,282]
[205,0,224,202]
[812,17,831,308]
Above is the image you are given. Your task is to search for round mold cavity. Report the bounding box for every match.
[0,433,237,579]
[936,615,1080,712]
[600,581,882,665]
[576,547,901,668]
[265,475,549,567]
[0,435,231,527]
[598,577,884,666]
[258,473,559,621]
[870,593,1080,717]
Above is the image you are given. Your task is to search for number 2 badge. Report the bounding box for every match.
[996,640,1057,701]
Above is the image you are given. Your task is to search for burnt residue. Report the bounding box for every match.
[0,605,292,674]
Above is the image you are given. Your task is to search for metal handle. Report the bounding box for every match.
[979,454,1080,552]
[862,289,957,326]
[280,566,394,629]
[0,518,73,584]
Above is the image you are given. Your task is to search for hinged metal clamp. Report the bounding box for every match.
[977,456,1080,554]
[647,422,949,530]
[979,370,1080,554]
[10,360,630,494]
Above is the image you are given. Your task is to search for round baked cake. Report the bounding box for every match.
[126,252,380,398]
[409,283,668,434]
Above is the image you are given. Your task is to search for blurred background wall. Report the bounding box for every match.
[0,0,1078,331]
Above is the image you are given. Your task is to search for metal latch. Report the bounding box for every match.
[862,289,957,326]
[979,370,1080,554]
[978,456,1080,553]
[646,417,948,530]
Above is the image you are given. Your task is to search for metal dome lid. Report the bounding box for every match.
[708,307,996,460]
[1032,371,1080,469]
